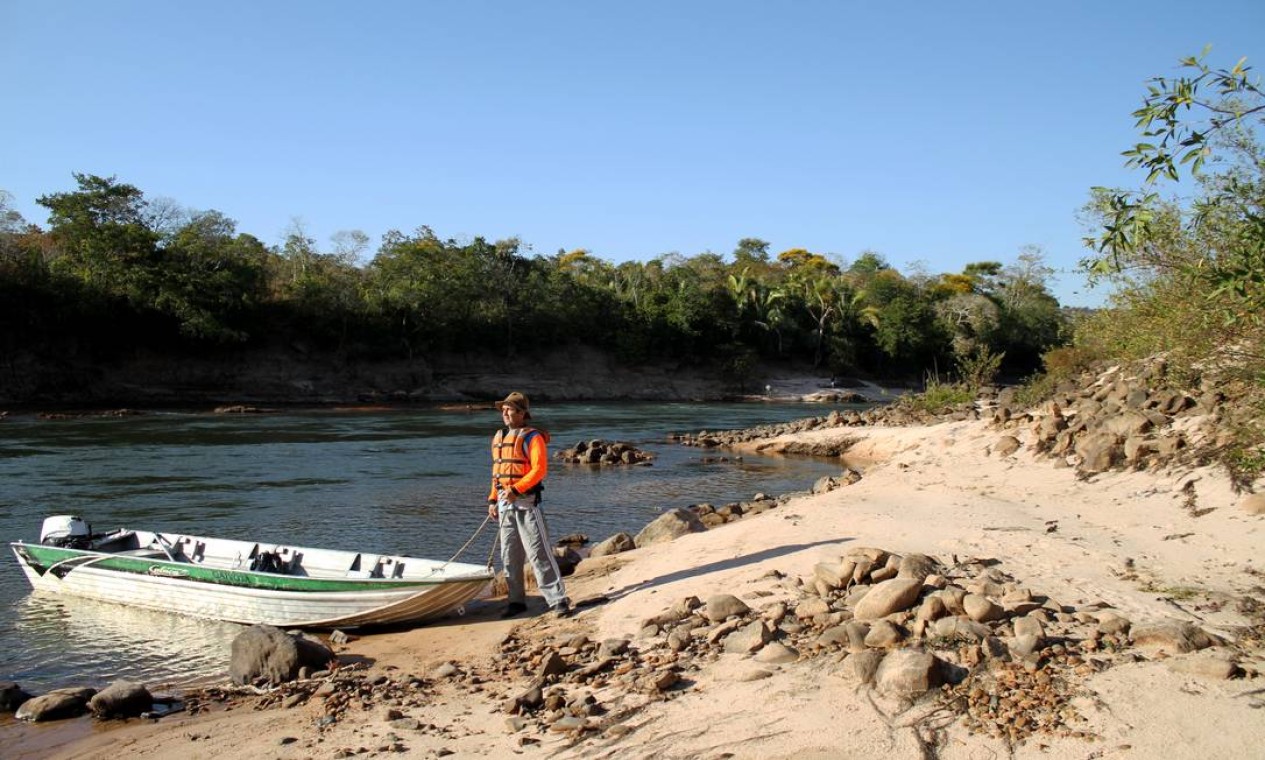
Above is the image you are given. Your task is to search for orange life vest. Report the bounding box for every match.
[490,426,549,500]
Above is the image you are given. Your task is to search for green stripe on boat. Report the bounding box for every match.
[18,544,450,593]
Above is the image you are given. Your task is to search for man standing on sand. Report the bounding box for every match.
[487,392,572,618]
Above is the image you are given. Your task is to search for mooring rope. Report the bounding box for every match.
[437,514,498,573]
[486,528,500,572]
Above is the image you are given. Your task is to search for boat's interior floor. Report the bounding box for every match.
[83,529,476,581]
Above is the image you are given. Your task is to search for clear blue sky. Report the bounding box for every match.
[3,1,1263,307]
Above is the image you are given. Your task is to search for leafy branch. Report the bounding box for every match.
[1086,49,1263,270]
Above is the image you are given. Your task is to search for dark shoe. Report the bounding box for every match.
[500,602,527,618]
[550,599,575,619]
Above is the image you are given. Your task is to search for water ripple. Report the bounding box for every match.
[4,593,242,693]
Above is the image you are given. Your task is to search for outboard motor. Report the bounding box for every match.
[40,515,93,549]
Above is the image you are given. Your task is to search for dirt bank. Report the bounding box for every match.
[1,346,878,409]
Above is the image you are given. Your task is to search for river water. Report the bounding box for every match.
[0,401,854,693]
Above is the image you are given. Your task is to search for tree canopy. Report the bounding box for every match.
[2,174,1073,389]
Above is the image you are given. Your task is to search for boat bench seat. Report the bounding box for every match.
[343,554,406,578]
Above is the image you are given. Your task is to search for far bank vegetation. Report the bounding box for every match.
[0,188,1065,396]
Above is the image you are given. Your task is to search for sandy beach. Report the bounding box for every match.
[16,407,1265,760]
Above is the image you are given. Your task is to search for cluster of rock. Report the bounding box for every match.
[680,356,1259,486]
[554,440,655,466]
[583,497,781,559]
[800,389,870,404]
[673,410,865,449]
[180,660,458,755]
[795,546,1254,742]
[36,408,144,420]
[0,625,333,725]
[483,629,677,743]
[213,405,267,414]
[185,626,469,754]
[471,546,1248,748]
[524,481,847,590]
[671,399,965,451]
[987,358,1236,476]
[1,679,161,722]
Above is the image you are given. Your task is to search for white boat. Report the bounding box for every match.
[9,516,494,629]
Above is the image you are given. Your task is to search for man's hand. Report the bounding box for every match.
[487,502,499,520]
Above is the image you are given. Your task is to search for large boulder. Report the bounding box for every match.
[89,680,152,719]
[852,578,924,620]
[590,532,636,557]
[813,561,850,589]
[962,593,1005,622]
[15,687,96,722]
[1074,431,1122,473]
[874,649,941,697]
[896,553,941,583]
[634,509,706,548]
[230,625,335,685]
[723,620,772,654]
[1165,653,1239,680]
[1096,410,1153,438]
[704,594,751,622]
[930,616,991,641]
[993,435,1022,457]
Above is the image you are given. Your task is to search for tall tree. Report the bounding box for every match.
[37,173,161,299]
[160,210,269,341]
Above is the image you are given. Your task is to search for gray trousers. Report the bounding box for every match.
[498,499,567,608]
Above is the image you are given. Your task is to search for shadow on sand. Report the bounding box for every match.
[593,536,853,605]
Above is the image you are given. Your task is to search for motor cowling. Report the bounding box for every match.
[40,515,92,549]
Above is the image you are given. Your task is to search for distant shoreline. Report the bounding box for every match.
[0,376,901,417]
[0,345,921,412]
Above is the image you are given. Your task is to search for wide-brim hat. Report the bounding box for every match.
[495,391,531,419]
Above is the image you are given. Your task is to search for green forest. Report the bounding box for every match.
[0,176,1067,389]
[2,50,1261,430]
